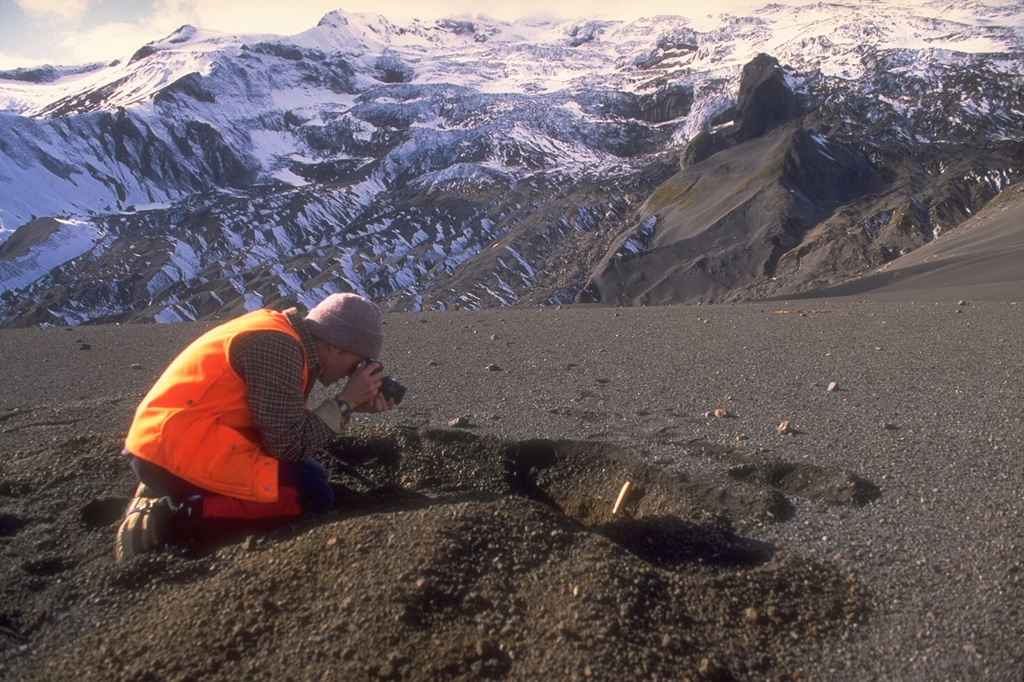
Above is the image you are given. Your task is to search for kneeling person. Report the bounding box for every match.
[116,293,393,561]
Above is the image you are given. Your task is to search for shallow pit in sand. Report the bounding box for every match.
[4,428,880,680]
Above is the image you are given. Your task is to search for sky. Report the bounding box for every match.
[0,0,772,70]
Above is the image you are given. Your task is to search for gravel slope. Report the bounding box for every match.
[1,291,1022,681]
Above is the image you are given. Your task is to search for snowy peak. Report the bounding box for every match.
[0,1,1021,325]
[11,29,226,118]
[4,2,1021,116]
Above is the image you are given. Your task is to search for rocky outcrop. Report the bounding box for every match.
[579,123,1019,306]
[683,54,801,166]
[637,84,694,123]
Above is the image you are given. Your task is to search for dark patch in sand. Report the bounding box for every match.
[80,497,131,528]
[328,427,770,565]
[728,459,882,507]
[0,513,30,537]
[0,480,32,498]
[21,557,75,577]
[1,429,877,681]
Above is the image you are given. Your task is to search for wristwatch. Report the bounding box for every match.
[332,396,352,418]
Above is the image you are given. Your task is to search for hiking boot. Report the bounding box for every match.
[115,484,181,561]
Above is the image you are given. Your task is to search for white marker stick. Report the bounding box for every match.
[612,481,632,515]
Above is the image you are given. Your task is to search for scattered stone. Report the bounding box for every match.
[778,421,795,436]
[827,381,838,392]
[426,360,438,367]
[745,607,760,623]
[882,422,899,431]
[699,657,726,680]
[485,363,503,371]
[130,363,143,370]
[79,343,91,351]
[714,408,729,418]
[449,416,472,428]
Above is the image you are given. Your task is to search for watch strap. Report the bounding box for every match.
[333,396,352,418]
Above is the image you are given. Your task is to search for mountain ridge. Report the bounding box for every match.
[0,2,1021,325]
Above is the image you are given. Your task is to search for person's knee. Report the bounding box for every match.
[303,478,334,515]
[281,458,334,515]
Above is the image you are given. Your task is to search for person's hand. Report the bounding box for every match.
[335,361,384,411]
[357,392,394,414]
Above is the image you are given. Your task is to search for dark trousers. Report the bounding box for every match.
[128,454,334,518]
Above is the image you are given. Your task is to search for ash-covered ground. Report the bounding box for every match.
[1,279,1022,680]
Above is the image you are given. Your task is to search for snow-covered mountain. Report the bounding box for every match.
[0,1,1021,325]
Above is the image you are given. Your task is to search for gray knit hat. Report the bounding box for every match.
[304,293,383,358]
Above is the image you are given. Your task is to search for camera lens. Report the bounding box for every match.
[381,376,407,405]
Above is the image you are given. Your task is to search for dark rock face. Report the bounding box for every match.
[374,55,415,84]
[780,130,871,209]
[153,73,217,104]
[0,63,104,83]
[683,54,801,166]
[734,54,800,140]
[0,218,61,261]
[637,84,694,123]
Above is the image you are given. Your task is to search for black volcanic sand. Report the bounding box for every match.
[1,298,1023,680]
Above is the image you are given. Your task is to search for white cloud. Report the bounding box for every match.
[55,21,152,64]
[0,50,47,70]
[15,0,93,22]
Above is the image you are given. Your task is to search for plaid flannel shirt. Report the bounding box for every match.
[228,308,336,462]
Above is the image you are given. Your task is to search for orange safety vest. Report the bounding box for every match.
[125,309,311,502]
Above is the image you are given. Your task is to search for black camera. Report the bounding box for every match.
[370,362,406,405]
[380,375,407,405]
